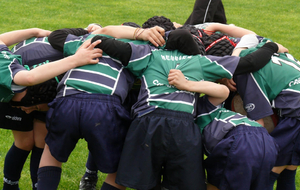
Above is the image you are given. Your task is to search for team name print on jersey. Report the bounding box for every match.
[160,55,192,61]
[289,77,300,87]
[1,51,10,60]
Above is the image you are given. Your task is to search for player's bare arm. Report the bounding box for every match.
[92,25,165,47]
[13,40,102,86]
[0,28,51,46]
[168,69,229,106]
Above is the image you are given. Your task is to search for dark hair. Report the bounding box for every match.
[178,25,236,56]
[122,22,141,28]
[177,24,208,40]
[142,16,175,31]
[176,25,207,55]
[9,63,64,107]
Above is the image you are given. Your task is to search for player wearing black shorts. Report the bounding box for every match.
[0,28,102,190]
[90,25,279,189]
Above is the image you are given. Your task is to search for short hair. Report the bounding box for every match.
[178,25,236,56]
[176,25,207,55]
[122,22,141,28]
[9,64,64,107]
[142,16,176,31]
[176,24,208,40]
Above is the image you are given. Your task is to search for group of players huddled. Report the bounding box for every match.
[0,4,300,190]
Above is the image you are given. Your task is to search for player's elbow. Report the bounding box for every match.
[25,74,37,86]
[14,71,36,86]
[21,74,36,86]
[220,85,230,100]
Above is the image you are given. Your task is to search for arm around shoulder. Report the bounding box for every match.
[205,23,256,38]
[13,39,102,86]
[0,28,51,46]
[168,69,229,106]
[92,25,166,47]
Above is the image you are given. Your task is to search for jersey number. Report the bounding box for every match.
[271,53,300,71]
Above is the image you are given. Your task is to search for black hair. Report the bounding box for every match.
[177,24,209,39]
[10,63,64,107]
[176,25,207,55]
[178,25,236,56]
[142,16,176,31]
[122,22,141,28]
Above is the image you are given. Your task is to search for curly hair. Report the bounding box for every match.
[176,25,207,55]
[122,22,141,28]
[10,63,65,107]
[142,16,176,31]
[177,24,209,40]
[20,74,64,106]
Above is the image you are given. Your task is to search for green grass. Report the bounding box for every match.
[0,0,300,189]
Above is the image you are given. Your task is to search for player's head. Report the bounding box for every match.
[202,33,236,56]
[142,16,176,31]
[122,22,141,28]
[176,25,207,38]
[191,35,206,55]
[10,63,64,108]
[176,25,206,55]
[10,75,63,108]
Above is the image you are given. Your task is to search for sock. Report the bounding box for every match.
[269,171,279,190]
[37,166,62,190]
[276,169,296,190]
[3,143,30,190]
[84,152,98,178]
[30,146,44,190]
[101,182,120,190]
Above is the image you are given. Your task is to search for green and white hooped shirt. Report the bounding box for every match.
[0,45,26,102]
[127,42,240,117]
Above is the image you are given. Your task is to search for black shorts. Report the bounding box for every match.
[45,93,131,173]
[0,102,46,132]
[205,126,278,190]
[270,117,300,166]
[115,108,206,190]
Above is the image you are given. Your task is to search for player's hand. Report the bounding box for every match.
[86,23,103,33]
[173,22,182,28]
[33,28,52,37]
[275,42,289,53]
[168,69,188,90]
[74,39,103,66]
[216,78,236,91]
[266,40,289,53]
[137,26,165,47]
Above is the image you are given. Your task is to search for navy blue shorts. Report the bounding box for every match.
[45,93,131,173]
[115,108,206,190]
[270,117,300,166]
[0,102,46,131]
[205,125,278,190]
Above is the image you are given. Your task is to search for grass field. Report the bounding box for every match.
[0,0,300,189]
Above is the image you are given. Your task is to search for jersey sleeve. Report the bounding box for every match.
[0,45,26,101]
[201,55,239,81]
[195,95,221,132]
[234,73,274,120]
[48,28,88,52]
[63,34,88,57]
[126,43,156,77]
[11,37,64,66]
[0,45,25,76]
